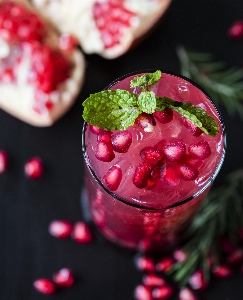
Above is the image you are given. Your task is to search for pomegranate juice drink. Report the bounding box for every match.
[82,71,226,251]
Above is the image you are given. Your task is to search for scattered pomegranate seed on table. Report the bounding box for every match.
[33,278,56,295]
[152,285,174,299]
[228,20,243,39]
[142,274,166,287]
[72,221,93,244]
[53,268,75,288]
[0,150,9,173]
[134,255,156,273]
[156,257,175,273]
[48,220,73,239]
[211,264,233,278]
[24,157,43,179]
[189,270,208,291]
[179,287,199,300]
[134,284,153,300]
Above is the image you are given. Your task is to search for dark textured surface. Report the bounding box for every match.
[1,1,243,299]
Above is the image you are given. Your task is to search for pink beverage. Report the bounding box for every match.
[82,71,226,251]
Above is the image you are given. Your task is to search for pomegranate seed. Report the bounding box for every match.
[154,108,173,124]
[152,285,173,299]
[103,164,122,191]
[95,141,115,162]
[211,264,233,278]
[53,268,75,288]
[24,157,43,179]
[149,162,163,182]
[178,164,199,181]
[97,130,112,144]
[89,125,102,134]
[183,118,203,136]
[184,155,202,169]
[154,140,167,153]
[48,220,73,239]
[188,140,211,160]
[179,287,199,300]
[92,0,137,49]
[173,248,187,262]
[133,163,149,188]
[156,257,175,273]
[228,20,243,39]
[0,150,8,173]
[162,141,186,161]
[111,130,132,153]
[160,162,180,186]
[140,146,163,165]
[142,274,166,287]
[134,284,153,300]
[59,33,78,51]
[33,278,56,295]
[226,248,243,265]
[134,255,156,272]
[135,113,154,132]
[72,221,93,244]
[189,270,208,291]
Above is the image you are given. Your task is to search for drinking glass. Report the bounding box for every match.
[82,71,226,252]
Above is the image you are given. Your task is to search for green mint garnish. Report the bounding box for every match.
[82,71,220,137]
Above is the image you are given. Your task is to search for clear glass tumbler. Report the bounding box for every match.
[82,71,226,252]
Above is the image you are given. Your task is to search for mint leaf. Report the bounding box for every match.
[130,70,162,91]
[82,90,141,130]
[156,96,220,137]
[137,91,157,114]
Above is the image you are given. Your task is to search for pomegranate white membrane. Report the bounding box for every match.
[82,71,226,251]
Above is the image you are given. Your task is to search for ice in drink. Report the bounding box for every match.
[82,71,226,251]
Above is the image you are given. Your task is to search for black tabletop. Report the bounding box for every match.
[1,0,243,299]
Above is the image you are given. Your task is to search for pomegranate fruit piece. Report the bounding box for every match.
[142,274,166,287]
[53,268,75,288]
[97,130,112,144]
[140,146,162,165]
[92,0,137,49]
[111,130,132,153]
[48,220,73,239]
[133,163,149,189]
[211,264,233,278]
[24,157,43,179]
[156,257,175,273]
[152,285,173,299]
[188,140,211,160]
[95,141,115,162]
[0,150,9,173]
[72,221,93,244]
[134,255,156,272]
[189,270,208,291]
[162,141,186,161]
[178,164,199,181]
[228,21,243,39]
[153,108,173,124]
[179,287,199,300]
[33,278,56,295]
[160,162,180,186]
[135,113,154,132]
[103,164,122,191]
[134,284,153,300]
[183,118,203,136]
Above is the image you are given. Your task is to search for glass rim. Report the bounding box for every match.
[82,69,227,211]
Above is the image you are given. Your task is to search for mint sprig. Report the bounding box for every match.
[82,71,219,137]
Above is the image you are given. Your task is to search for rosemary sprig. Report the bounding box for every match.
[170,169,243,287]
[177,46,243,119]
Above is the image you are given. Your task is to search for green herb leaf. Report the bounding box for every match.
[82,90,141,130]
[130,70,162,91]
[156,96,220,137]
[137,91,157,114]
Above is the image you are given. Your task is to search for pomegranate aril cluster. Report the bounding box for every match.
[33,268,74,295]
[92,0,137,49]
[48,220,93,244]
